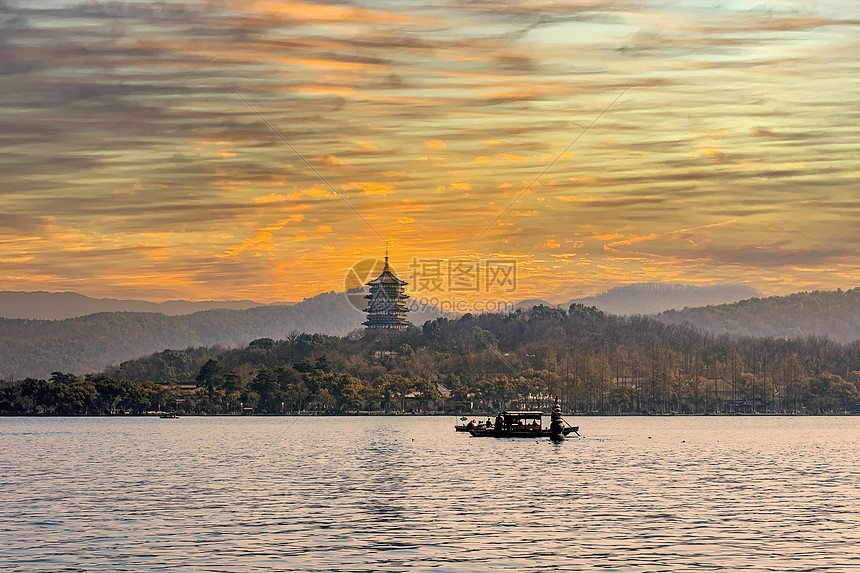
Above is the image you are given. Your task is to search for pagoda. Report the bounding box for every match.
[363,249,410,330]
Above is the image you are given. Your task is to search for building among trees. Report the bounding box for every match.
[363,251,410,330]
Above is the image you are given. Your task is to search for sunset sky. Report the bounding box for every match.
[1,0,858,304]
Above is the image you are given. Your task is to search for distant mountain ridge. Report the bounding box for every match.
[515,283,760,315]
[4,283,756,321]
[657,287,860,343]
[0,291,444,378]
[562,283,760,315]
[0,291,289,320]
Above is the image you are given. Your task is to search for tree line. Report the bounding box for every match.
[2,304,859,415]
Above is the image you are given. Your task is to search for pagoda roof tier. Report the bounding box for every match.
[366,257,408,287]
[364,308,409,315]
[364,316,410,322]
[361,320,409,328]
[365,292,409,300]
[367,273,407,286]
[365,309,410,317]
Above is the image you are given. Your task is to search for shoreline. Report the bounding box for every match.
[2,411,856,417]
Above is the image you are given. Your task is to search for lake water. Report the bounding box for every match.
[1,416,858,572]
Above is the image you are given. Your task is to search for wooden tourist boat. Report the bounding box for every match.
[468,399,579,440]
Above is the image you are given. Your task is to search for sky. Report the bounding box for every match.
[1,0,858,306]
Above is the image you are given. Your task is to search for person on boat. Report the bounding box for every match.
[466,419,476,430]
[495,415,504,431]
[486,418,493,427]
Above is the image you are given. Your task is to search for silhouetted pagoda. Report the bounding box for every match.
[363,250,410,330]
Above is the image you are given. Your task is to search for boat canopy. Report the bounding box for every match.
[499,411,544,425]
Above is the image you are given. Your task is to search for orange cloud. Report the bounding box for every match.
[341,181,394,196]
[424,139,447,149]
[291,84,356,96]
[702,148,724,161]
[315,154,343,167]
[246,1,415,24]
[253,193,286,204]
[354,141,378,152]
[289,58,376,71]
[223,214,305,258]
[475,153,528,164]
[0,255,34,263]
[494,153,529,163]
[286,188,337,201]
[689,147,725,162]
[604,219,739,252]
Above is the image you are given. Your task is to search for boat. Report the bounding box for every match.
[468,399,579,439]
[159,412,179,419]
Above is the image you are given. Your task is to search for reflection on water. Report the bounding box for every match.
[1,416,859,572]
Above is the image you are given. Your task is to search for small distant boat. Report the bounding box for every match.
[469,398,578,440]
[159,412,179,419]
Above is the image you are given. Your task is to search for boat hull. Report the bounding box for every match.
[468,426,578,438]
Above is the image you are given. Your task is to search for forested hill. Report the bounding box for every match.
[0,291,443,378]
[562,283,760,316]
[656,288,860,343]
[93,304,859,415]
[4,304,859,415]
